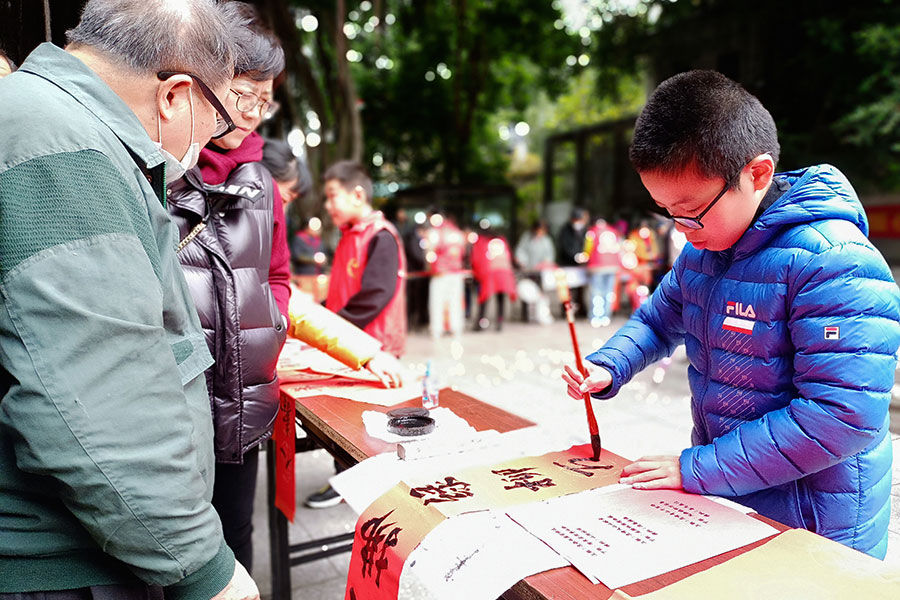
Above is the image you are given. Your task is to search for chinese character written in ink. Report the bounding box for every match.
[359,509,402,587]
[552,457,614,477]
[409,476,474,506]
[491,467,556,492]
[277,397,294,469]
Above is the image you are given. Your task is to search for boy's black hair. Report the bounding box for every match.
[323,160,374,202]
[222,1,285,80]
[629,70,780,187]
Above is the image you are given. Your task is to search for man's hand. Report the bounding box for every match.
[619,455,683,490]
[211,560,259,600]
[366,351,403,388]
[561,364,612,400]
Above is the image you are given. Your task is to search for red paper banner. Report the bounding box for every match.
[273,392,296,522]
[345,444,631,599]
[866,204,900,239]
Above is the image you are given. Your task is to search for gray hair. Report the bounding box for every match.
[220,1,284,80]
[66,0,236,88]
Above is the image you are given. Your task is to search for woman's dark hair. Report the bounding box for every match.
[222,1,284,80]
[261,138,311,198]
[530,219,548,234]
[630,70,780,186]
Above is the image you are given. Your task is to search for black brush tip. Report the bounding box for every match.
[590,433,602,461]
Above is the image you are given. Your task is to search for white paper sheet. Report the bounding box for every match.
[400,510,569,600]
[330,426,587,514]
[507,486,778,589]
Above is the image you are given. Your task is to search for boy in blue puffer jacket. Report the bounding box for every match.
[562,70,900,558]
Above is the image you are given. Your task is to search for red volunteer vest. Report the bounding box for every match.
[471,235,517,303]
[585,223,622,270]
[326,211,407,357]
[425,221,466,274]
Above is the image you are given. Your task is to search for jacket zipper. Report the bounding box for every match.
[700,251,732,442]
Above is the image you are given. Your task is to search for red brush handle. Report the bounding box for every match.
[564,300,600,436]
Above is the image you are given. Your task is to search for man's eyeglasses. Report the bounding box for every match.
[668,170,740,230]
[157,71,236,139]
[230,88,280,121]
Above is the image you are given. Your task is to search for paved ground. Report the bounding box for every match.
[250,316,900,599]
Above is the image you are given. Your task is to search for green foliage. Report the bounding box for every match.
[575,0,900,192]
[836,22,900,187]
[344,0,580,184]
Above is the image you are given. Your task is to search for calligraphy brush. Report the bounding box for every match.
[555,270,602,461]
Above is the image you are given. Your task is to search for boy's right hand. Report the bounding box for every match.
[562,364,612,399]
[211,560,259,600]
[365,351,403,388]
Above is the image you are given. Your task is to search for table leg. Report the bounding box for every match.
[266,439,292,600]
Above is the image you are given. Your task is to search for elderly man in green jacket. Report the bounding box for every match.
[0,1,259,599]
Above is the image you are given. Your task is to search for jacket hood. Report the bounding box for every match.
[733,164,868,260]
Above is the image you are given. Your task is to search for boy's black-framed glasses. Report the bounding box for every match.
[668,171,738,230]
[157,71,236,139]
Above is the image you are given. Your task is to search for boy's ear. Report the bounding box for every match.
[353,185,367,205]
[748,153,775,192]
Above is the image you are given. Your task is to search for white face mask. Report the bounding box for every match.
[156,88,200,182]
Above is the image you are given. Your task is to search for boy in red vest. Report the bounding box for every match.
[306,160,407,508]
[323,160,407,357]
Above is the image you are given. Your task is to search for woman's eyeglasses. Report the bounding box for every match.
[230,88,281,121]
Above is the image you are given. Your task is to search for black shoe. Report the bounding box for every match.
[305,484,343,508]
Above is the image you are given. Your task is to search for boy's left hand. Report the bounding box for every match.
[619,455,683,490]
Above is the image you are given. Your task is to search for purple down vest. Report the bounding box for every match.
[168,163,287,464]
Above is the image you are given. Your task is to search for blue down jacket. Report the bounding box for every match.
[586,164,900,558]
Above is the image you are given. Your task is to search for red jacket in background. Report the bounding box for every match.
[471,233,517,303]
[585,222,622,271]
[425,219,466,274]
[326,211,407,356]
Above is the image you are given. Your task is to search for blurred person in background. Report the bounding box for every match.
[290,216,326,275]
[166,1,289,574]
[470,223,517,332]
[261,136,312,211]
[627,217,662,291]
[514,219,556,324]
[0,48,16,78]
[557,207,590,315]
[396,208,429,331]
[424,207,466,339]
[557,207,590,266]
[0,0,260,598]
[584,217,622,327]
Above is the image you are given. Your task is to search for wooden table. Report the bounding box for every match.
[268,382,787,600]
[266,384,535,599]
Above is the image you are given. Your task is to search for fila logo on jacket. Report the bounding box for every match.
[722,301,756,335]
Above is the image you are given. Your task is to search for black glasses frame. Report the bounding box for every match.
[157,71,236,139]
[669,175,735,230]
